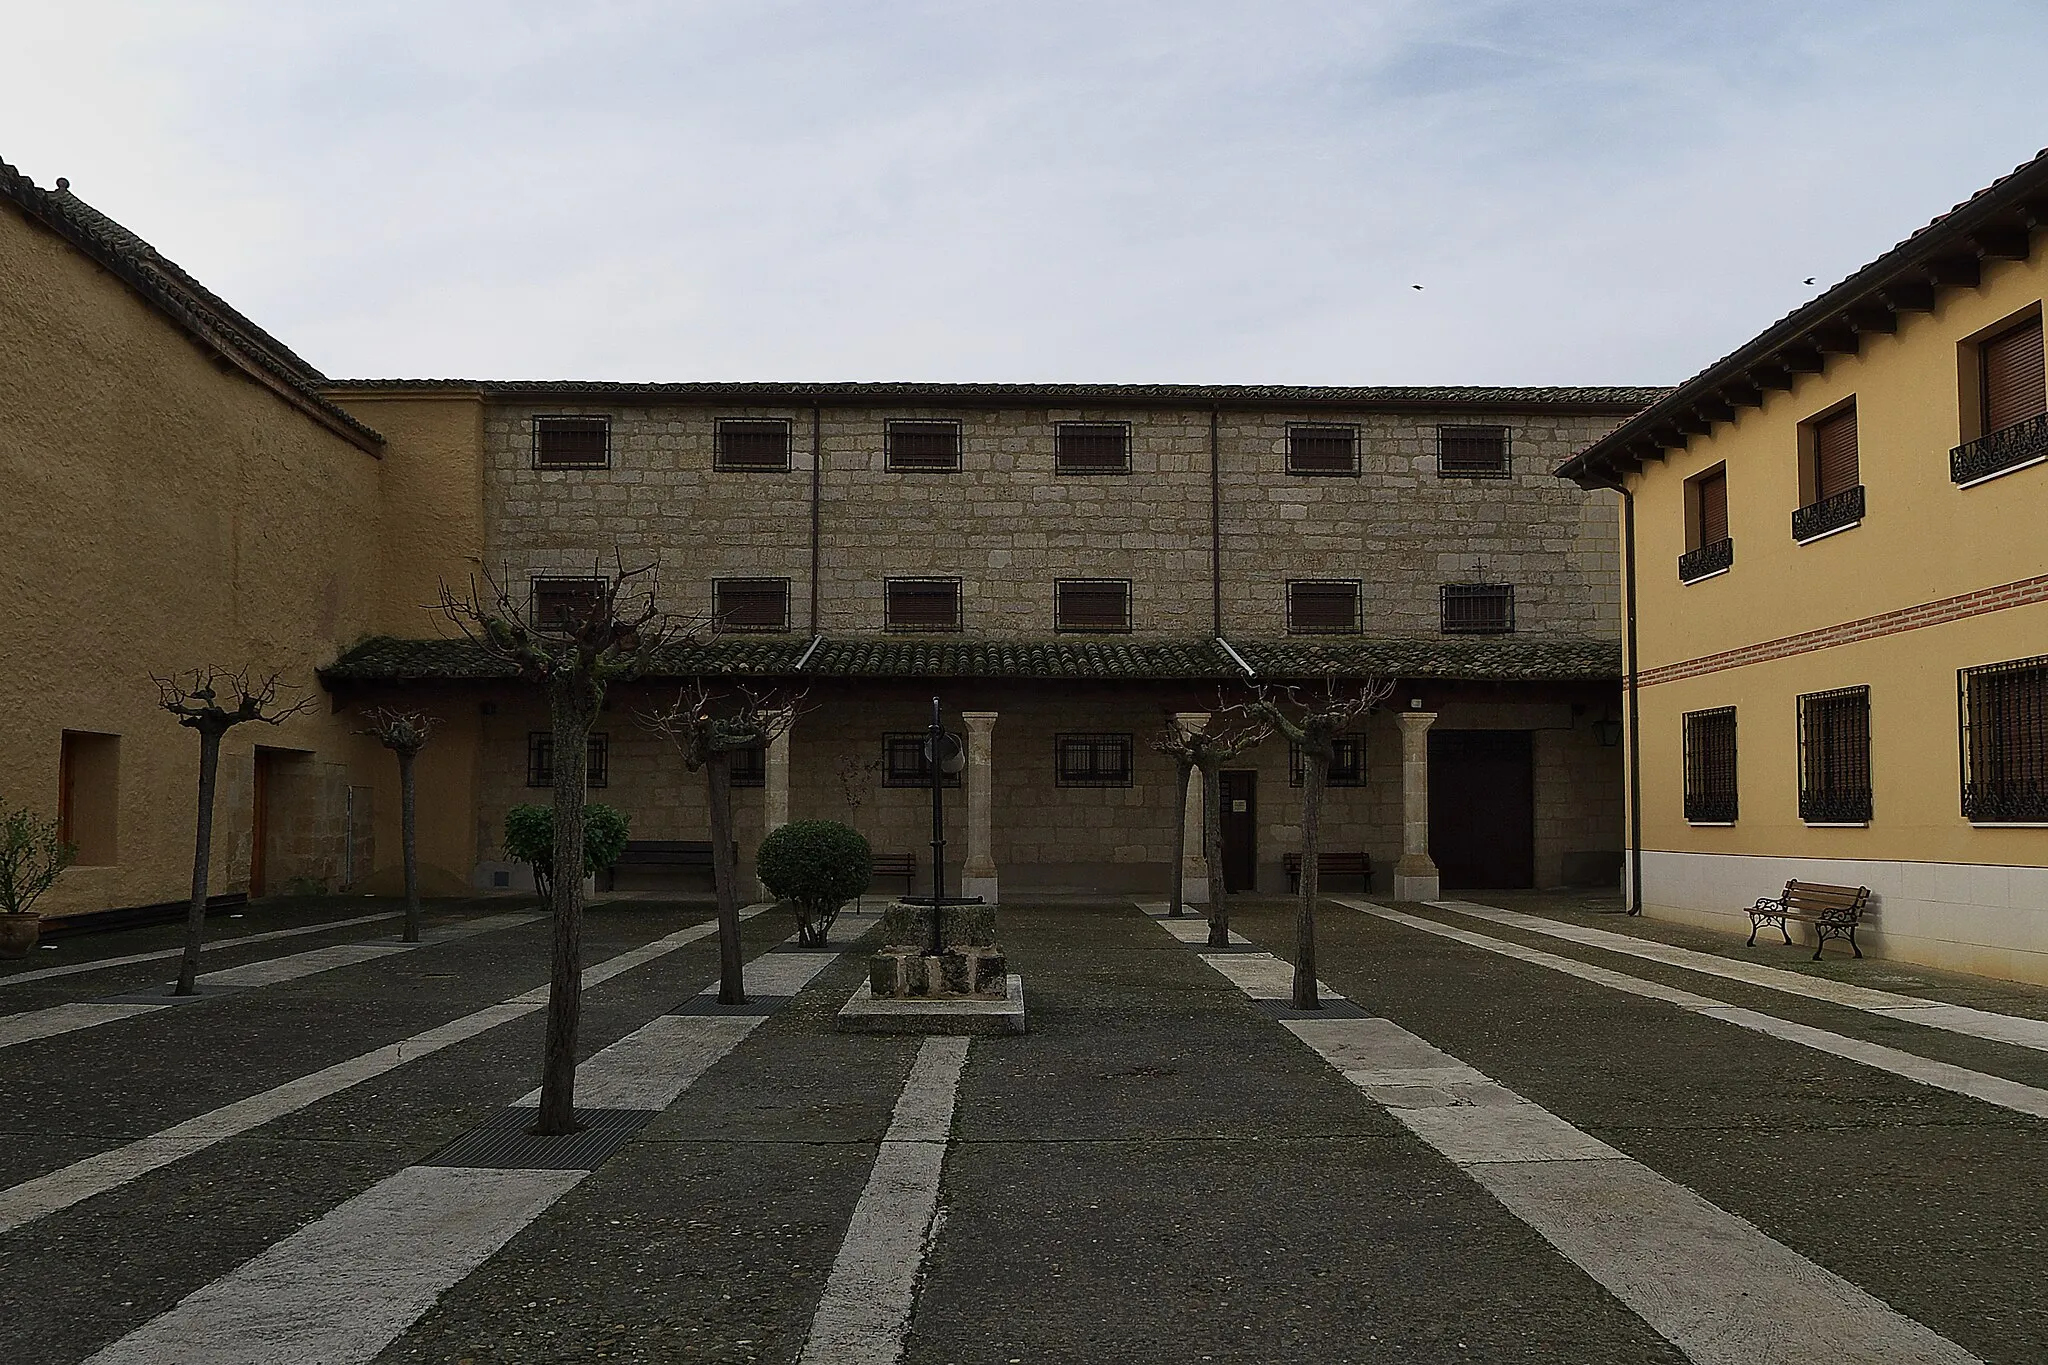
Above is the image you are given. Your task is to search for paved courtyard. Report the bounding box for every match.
[3,890,2046,1364]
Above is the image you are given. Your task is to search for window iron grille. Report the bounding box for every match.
[1437,425,1510,477]
[1290,736,1367,787]
[886,420,962,471]
[1791,484,1865,542]
[1055,580,1131,632]
[1682,707,1737,822]
[1798,686,1872,823]
[1960,654,2048,821]
[1055,733,1135,787]
[1287,580,1361,634]
[729,742,766,789]
[882,733,960,787]
[533,416,609,469]
[1440,583,1514,634]
[532,578,606,632]
[715,418,792,471]
[528,733,609,789]
[1055,422,1131,473]
[1287,425,1358,475]
[713,578,790,632]
[1951,411,2048,485]
[1678,537,1734,583]
[884,579,962,631]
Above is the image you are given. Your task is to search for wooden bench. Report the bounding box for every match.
[870,852,917,897]
[1284,851,1372,893]
[603,840,733,890]
[1748,879,1872,960]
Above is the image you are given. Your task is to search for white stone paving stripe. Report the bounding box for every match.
[0,912,539,1053]
[1432,899,2048,1054]
[1153,914,1981,1365]
[80,921,838,1365]
[85,1165,589,1365]
[1341,899,2048,1123]
[1198,950,1335,1001]
[1134,904,1251,946]
[798,1036,970,1365]
[0,909,767,1236]
[0,910,401,988]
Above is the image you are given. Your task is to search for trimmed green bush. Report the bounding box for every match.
[504,802,631,901]
[0,804,76,918]
[757,820,872,947]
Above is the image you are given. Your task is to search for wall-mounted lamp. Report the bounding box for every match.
[1593,713,1623,748]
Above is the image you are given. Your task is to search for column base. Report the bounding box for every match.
[1392,855,1439,903]
[960,874,999,904]
[1179,872,1211,905]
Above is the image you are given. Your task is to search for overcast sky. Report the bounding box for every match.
[5,2,2046,387]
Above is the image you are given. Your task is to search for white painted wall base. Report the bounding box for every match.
[1641,849,2048,987]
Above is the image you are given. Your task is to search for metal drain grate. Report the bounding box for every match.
[420,1107,655,1170]
[671,994,789,1017]
[1253,998,1372,1020]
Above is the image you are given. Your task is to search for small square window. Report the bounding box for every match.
[532,577,606,632]
[1055,422,1131,474]
[885,578,962,632]
[1290,736,1367,787]
[716,418,792,471]
[1286,580,1360,634]
[883,733,961,787]
[1287,425,1359,476]
[886,420,962,472]
[1437,425,1509,478]
[1055,734,1135,787]
[1055,580,1131,632]
[729,742,767,789]
[1440,583,1514,634]
[534,416,610,469]
[1682,708,1737,823]
[527,732,609,789]
[713,578,790,632]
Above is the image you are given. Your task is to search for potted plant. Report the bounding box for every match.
[757,820,873,948]
[0,804,77,959]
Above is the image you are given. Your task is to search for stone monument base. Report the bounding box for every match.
[836,899,1026,1034]
[836,974,1026,1036]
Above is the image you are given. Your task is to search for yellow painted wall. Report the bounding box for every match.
[0,204,387,916]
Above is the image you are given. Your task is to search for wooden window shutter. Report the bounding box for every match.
[717,419,791,470]
[1056,580,1130,631]
[714,578,789,631]
[1813,407,1859,501]
[886,579,961,630]
[1983,316,2046,435]
[1288,581,1360,634]
[1696,470,1728,546]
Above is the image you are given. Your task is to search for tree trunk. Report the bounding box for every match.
[1202,761,1230,947]
[708,752,746,1005]
[533,688,591,1136]
[174,725,224,996]
[398,747,421,943]
[1293,749,1327,1010]
[1168,757,1191,918]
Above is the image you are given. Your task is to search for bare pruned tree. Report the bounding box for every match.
[153,669,314,996]
[357,707,441,943]
[440,562,690,1136]
[643,682,807,1005]
[1153,695,1271,946]
[1254,676,1397,1009]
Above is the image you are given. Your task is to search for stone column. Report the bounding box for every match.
[1174,712,1211,904]
[757,728,791,898]
[960,711,999,904]
[1393,711,1440,902]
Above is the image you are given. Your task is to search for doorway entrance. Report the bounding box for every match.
[1428,730,1535,889]
[1220,770,1258,892]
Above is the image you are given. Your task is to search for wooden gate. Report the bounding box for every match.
[1428,730,1535,890]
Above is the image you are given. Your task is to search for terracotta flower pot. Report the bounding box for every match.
[0,913,40,960]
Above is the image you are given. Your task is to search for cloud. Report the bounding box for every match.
[5,1,2046,385]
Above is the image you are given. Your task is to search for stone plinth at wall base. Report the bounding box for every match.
[837,975,1026,1036]
[960,874,999,903]
[1392,873,1440,902]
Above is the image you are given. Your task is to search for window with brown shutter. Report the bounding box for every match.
[716,418,792,471]
[713,578,790,632]
[1983,315,2046,436]
[1055,422,1130,474]
[534,416,610,469]
[1055,580,1131,632]
[884,578,962,631]
[1287,425,1358,476]
[1696,469,1728,545]
[1798,686,1872,824]
[1811,406,1859,501]
[1287,580,1361,634]
[532,578,605,631]
[1437,425,1510,477]
[1960,654,2048,822]
[1440,583,1514,633]
[1679,466,1733,581]
[886,420,962,472]
[1794,404,1865,541]
[1682,707,1737,822]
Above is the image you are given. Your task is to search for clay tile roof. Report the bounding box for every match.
[0,155,381,451]
[319,634,1620,685]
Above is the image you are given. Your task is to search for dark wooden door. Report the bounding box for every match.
[251,749,274,897]
[1428,730,1535,890]
[1220,770,1257,892]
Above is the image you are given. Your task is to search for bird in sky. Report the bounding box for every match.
[1803,277,1816,285]
[1411,284,1424,290]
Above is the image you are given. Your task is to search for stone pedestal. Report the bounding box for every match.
[1393,710,1441,902]
[837,899,1026,1035]
[960,711,999,903]
[1174,712,1210,904]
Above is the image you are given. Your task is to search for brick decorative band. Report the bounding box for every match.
[1641,572,2048,688]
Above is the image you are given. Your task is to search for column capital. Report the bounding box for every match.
[960,710,999,730]
[1397,709,1438,731]
[1172,710,1210,735]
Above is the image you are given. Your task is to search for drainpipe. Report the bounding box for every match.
[1589,473,1645,916]
[809,402,823,633]
[1210,405,1223,636]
